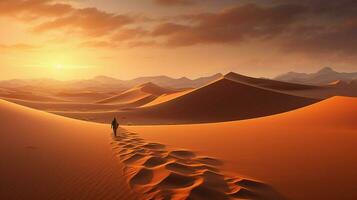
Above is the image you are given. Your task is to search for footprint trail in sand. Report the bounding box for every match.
[111,130,284,200]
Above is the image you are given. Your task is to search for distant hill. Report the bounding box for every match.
[97,82,175,105]
[0,73,223,92]
[275,67,357,85]
[126,73,223,88]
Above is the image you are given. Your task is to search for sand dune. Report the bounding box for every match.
[327,79,357,89]
[111,130,284,200]
[0,88,66,102]
[0,97,286,200]
[327,80,348,87]
[225,72,320,91]
[226,72,357,99]
[128,96,357,200]
[1,98,128,112]
[61,78,318,124]
[97,82,175,105]
[56,91,117,103]
[141,89,193,107]
[0,100,138,200]
[1,87,173,113]
[2,87,356,199]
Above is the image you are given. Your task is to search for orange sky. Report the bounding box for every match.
[0,0,356,80]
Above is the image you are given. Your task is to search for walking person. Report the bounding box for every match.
[111,117,119,136]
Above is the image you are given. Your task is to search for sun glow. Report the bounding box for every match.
[54,64,63,70]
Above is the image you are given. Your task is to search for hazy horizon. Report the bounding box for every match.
[1,66,356,82]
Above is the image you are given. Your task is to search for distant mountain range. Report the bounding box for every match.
[0,73,223,92]
[120,73,223,89]
[275,67,357,85]
[1,67,356,99]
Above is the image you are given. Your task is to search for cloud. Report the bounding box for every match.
[151,3,307,46]
[0,0,134,38]
[0,43,39,51]
[146,1,357,57]
[127,40,158,48]
[0,0,72,18]
[280,0,357,17]
[283,22,357,56]
[78,40,118,49]
[1,0,357,57]
[111,28,149,42]
[153,0,196,6]
[33,7,133,37]
[273,0,357,55]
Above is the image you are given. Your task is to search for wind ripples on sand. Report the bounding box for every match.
[111,129,285,200]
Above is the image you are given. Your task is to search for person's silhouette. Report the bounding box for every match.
[111,117,119,136]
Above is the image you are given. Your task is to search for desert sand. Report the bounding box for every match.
[225,72,357,99]
[0,98,281,200]
[141,89,194,107]
[1,97,129,112]
[0,88,66,102]
[56,91,117,103]
[97,82,175,104]
[0,82,181,113]
[3,73,357,126]
[56,77,318,124]
[224,72,320,91]
[111,130,284,200]
[1,91,356,200]
[128,96,357,200]
[0,99,138,200]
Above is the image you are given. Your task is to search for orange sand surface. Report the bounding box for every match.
[1,94,356,200]
[0,100,138,200]
[128,96,357,200]
[141,89,193,107]
[97,82,174,104]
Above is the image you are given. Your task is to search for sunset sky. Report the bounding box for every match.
[0,0,357,80]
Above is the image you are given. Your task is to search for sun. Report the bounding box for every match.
[54,64,63,70]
